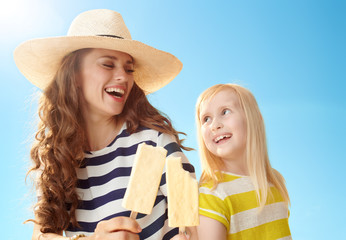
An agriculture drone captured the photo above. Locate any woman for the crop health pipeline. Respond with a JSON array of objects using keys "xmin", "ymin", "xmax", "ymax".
[{"xmin": 15, "ymin": 9, "xmax": 196, "ymax": 240}]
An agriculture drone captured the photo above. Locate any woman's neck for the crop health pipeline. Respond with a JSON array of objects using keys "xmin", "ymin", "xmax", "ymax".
[{"xmin": 84, "ymin": 115, "xmax": 124, "ymax": 151}]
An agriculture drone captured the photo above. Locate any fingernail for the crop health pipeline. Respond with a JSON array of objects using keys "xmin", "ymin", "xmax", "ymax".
[{"xmin": 182, "ymin": 231, "xmax": 190, "ymax": 239}]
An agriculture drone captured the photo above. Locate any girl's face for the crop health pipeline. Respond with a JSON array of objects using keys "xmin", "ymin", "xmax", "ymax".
[
  {"xmin": 199, "ymin": 89, "xmax": 247, "ymax": 163},
  {"xmin": 78, "ymin": 48, "xmax": 135, "ymax": 120}
]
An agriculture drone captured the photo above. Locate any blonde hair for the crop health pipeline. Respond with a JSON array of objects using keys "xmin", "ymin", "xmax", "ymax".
[{"xmin": 196, "ymin": 83, "xmax": 290, "ymax": 208}]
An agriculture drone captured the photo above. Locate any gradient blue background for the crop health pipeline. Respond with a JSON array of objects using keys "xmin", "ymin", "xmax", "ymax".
[{"xmin": 1, "ymin": 0, "xmax": 345, "ymax": 239}]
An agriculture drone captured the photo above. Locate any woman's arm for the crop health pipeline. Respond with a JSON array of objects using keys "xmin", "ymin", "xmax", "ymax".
[
  {"xmin": 32, "ymin": 223, "xmax": 65, "ymax": 240},
  {"xmin": 197, "ymin": 215, "xmax": 227, "ymax": 240},
  {"xmin": 32, "ymin": 216, "xmax": 142, "ymax": 240}
]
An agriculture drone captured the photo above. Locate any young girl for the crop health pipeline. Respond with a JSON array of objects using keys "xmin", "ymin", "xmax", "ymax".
[
  {"xmin": 14, "ymin": 9, "xmax": 196, "ymax": 240},
  {"xmin": 195, "ymin": 84, "xmax": 291, "ymax": 240}
]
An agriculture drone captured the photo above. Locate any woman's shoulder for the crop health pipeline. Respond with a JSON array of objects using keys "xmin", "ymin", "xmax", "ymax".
[{"xmin": 118, "ymin": 124, "xmax": 177, "ymax": 148}]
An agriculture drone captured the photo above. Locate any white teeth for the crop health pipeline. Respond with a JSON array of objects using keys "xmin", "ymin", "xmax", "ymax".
[
  {"xmin": 105, "ymin": 88, "xmax": 125, "ymax": 94},
  {"xmin": 214, "ymin": 134, "xmax": 232, "ymax": 143}
]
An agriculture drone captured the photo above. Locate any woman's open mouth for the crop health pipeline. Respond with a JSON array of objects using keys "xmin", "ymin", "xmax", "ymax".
[{"xmin": 105, "ymin": 87, "xmax": 125, "ymax": 98}]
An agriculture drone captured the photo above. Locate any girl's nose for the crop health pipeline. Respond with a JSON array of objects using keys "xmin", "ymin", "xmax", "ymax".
[{"xmin": 211, "ymin": 118, "xmax": 223, "ymax": 131}]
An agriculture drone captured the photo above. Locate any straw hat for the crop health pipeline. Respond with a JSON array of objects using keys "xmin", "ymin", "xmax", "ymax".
[{"xmin": 14, "ymin": 9, "xmax": 182, "ymax": 93}]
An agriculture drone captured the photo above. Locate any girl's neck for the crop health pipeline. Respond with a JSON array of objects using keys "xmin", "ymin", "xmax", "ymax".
[
  {"xmin": 222, "ymin": 154, "xmax": 249, "ymax": 176},
  {"xmin": 223, "ymin": 163, "xmax": 249, "ymax": 176},
  {"xmin": 84, "ymin": 115, "xmax": 124, "ymax": 151}
]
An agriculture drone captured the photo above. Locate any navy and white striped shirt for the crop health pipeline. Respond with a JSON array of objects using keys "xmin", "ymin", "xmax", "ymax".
[{"xmin": 65, "ymin": 123, "xmax": 195, "ymax": 239}]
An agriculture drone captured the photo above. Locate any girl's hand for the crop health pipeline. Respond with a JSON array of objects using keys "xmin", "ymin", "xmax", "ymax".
[
  {"xmin": 170, "ymin": 226, "xmax": 197, "ymax": 240},
  {"xmin": 88, "ymin": 216, "xmax": 141, "ymax": 240}
]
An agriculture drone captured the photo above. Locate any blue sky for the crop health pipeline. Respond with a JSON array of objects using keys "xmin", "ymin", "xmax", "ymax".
[{"xmin": 0, "ymin": 0, "xmax": 345, "ymax": 239}]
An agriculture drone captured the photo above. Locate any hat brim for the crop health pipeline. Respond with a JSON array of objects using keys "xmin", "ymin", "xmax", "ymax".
[{"xmin": 14, "ymin": 36, "xmax": 182, "ymax": 94}]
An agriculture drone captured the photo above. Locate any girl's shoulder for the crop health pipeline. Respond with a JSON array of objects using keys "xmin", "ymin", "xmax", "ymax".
[
  {"xmin": 200, "ymin": 171, "xmax": 247, "ymax": 187},
  {"xmin": 199, "ymin": 172, "xmax": 253, "ymax": 198}
]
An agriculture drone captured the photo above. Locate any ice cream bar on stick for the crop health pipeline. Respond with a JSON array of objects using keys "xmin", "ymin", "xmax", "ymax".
[
  {"xmin": 166, "ymin": 156, "xmax": 199, "ymax": 234},
  {"xmin": 122, "ymin": 143, "xmax": 167, "ymax": 219}
]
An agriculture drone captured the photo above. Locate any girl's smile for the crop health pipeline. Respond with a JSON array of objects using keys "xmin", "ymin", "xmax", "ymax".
[{"xmin": 213, "ymin": 133, "xmax": 232, "ymax": 144}]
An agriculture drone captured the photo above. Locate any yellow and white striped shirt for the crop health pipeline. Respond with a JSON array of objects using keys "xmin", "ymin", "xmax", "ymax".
[{"xmin": 199, "ymin": 172, "xmax": 291, "ymax": 240}]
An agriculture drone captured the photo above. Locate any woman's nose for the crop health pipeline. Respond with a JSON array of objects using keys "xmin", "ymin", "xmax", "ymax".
[{"xmin": 113, "ymin": 67, "xmax": 127, "ymax": 81}]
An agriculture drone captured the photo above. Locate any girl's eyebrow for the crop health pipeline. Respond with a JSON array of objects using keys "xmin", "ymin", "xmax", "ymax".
[
  {"xmin": 199, "ymin": 109, "xmax": 209, "ymax": 120},
  {"xmin": 101, "ymin": 55, "xmax": 134, "ymax": 64},
  {"xmin": 199, "ymin": 104, "xmax": 233, "ymax": 119},
  {"xmin": 220, "ymin": 100, "xmax": 238, "ymax": 109}
]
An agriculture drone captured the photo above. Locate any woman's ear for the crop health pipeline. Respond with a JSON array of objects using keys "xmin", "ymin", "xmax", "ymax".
[{"xmin": 75, "ymin": 72, "xmax": 82, "ymax": 89}]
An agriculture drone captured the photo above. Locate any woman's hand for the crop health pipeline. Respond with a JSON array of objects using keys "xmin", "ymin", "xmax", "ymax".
[
  {"xmin": 88, "ymin": 216, "xmax": 141, "ymax": 240},
  {"xmin": 32, "ymin": 216, "xmax": 141, "ymax": 240}
]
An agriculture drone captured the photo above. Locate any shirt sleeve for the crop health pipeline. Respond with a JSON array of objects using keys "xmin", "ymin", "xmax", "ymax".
[{"xmin": 199, "ymin": 185, "xmax": 230, "ymax": 232}]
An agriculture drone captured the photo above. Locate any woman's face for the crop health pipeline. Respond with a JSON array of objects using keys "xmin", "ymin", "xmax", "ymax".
[
  {"xmin": 199, "ymin": 89, "xmax": 247, "ymax": 163},
  {"xmin": 78, "ymin": 48, "xmax": 135, "ymax": 120}
]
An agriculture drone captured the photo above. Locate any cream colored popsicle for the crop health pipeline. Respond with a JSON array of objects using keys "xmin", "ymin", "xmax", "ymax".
[
  {"xmin": 122, "ymin": 143, "xmax": 167, "ymax": 218},
  {"xmin": 166, "ymin": 156, "xmax": 199, "ymax": 233}
]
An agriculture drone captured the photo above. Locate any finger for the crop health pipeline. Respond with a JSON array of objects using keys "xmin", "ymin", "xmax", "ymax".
[
  {"xmin": 95, "ymin": 216, "xmax": 142, "ymax": 234},
  {"xmin": 170, "ymin": 233, "xmax": 189, "ymax": 240},
  {"xmin": 92, "ymin": 231, "xmax": 140, "ymax": 240},
  {"xmin": 111, "ymin": 230, "xmax": 140, "ymax": 240}
]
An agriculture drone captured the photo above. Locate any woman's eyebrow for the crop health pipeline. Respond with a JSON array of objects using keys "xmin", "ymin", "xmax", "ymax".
[{"xmin": 101, "ymin": 55, "xmax": 133, "ymax": 64}]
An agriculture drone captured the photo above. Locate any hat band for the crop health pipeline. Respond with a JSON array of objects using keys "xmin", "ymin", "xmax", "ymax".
[{"xmin": 97, "ymin": 34, "xmax": 124, "ymax": 39}]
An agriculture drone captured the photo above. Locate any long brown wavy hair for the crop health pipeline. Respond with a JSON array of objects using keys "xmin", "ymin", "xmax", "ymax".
[{"xmin": 28, "ymin": 48, "xmax": 191, "ymax": 234}]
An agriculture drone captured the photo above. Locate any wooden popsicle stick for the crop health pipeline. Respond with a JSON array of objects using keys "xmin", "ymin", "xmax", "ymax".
[
  {"xmin": 130, "ymin": 211, "xmax": 138, "ymax": 219},
  {"xmin": 179, "ymin": 226, "xmax": 186, "ymax": 235}
]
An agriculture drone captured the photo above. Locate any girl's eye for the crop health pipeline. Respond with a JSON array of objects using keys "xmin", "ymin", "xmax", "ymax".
[
  {"xmin": 222, "ymin": 109, "xmax": 231, "ymax": 115},
  {"xmin": 126, "ymin": 69, "xmax": 135, "ymax": 74},
  {"xmin": 203, "ymin": 116, "xmax": 211, "ymax": 124}
]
